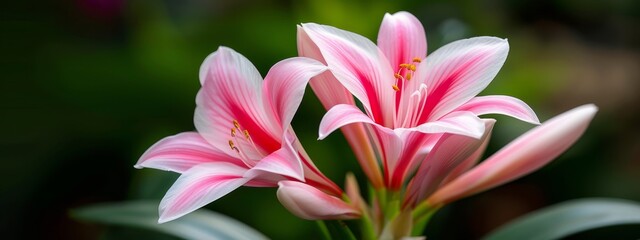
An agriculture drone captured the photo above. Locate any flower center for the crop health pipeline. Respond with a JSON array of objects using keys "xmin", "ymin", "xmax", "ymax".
[
  {"xmin": 392, "ymin": 57, "xmax": 421, "ymax": 91},
  {"xmin": 228, "ymin": 120, "xmax": 265, "ymax": 166}
]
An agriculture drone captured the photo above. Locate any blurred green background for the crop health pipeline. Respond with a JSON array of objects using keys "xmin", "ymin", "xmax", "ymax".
[{"xmin": 2, "ymin": 0, "xmax": 639, "ymax": 239}]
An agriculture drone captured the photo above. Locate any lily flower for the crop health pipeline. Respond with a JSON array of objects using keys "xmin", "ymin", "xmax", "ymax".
[
  {"xmin": 135, "ymin": 47, "xmax": 348, "ymax": 223},
  {"xmin": 298, "ymin": 11, "xmax": 539, "ymax": 190}
]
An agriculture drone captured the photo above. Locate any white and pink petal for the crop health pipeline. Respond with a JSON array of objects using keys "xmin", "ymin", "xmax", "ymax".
[
  {"xmin": 456, "ymin": 95, "xmax": 540, "ymax": 124},
  {"xmin": 427, "ymin": 104, "xmax": 598, "ymax": 206},
  {"xmin": 378, "ymin": 11, "xmax": 427, "ymax": 71},
  {"xmin": 413, "ymin": 37, "xmax": 510, "ymax": 121},
  {"xmin": 135, "ymin": 132, "xmax": 241, "ymax": 173},
  {"xmin": 195, "ymin": 47, "xmax": 280, "ymax": 156},
  {"xmin": 277, "ymin": 181, "xmax": 360, "ymax": 220},
  {"xmin": 158, "ymin": 162, "xmax": 250, "ymax": 223},
  {"xmin": 300, "ymin": 23, "xmax": 396, "ymax": 127},
  {"xmin": 263, "ymin": 57, "xmax": 327, "ymax": 130}
]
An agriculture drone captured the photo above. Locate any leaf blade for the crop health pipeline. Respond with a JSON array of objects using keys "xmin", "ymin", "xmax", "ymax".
[
  {"xmin": 71, "ymin": 200, "xmax": 268, "ymax": 240},
  {"xmin": 483, "ymin": 198, "xmax": 640, "ymax": 240}
]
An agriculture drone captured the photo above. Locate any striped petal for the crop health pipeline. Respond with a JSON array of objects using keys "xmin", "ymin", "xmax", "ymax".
[
  {"xmin": 405, "ymin": 119, "xmax": 495, "ymax": 206},
  {"xmin": 456, "ymin": 95, "xmax": 540, "ymax": 124},
  {"xmin": 405, "ymin": 111, "xmax": 486, "ymax": 139},
  {"xmin": 300, "ymin": 23, "xmax": 396, "ymax": 127},
  {"xmin": 427, "ymin": 104, "xmax": 598, "ymax": 206},
  {"xmin": 135, "ymin": 132, "xmax": 240, "ymax": 173},
  {"xmin": 299, "ymin": 26, "xmax": 384, "ymax": 188},
  {"xmin": 277, "ymin": 181, "xmax": 360, "ymax": 220},
  {"xmin": 378, "ymin": 11, "xmax": 427, "ymax": 71},
  {"xmin": 414, "ymin": 37, "xmax": 510, "ymax": 122},
  {"xmin": 263, "ymin": 57, "xmax": 327, "ymax": 130},
  {"xmin": 158, "ymin": 162, "xmax": 249, "ymax": 223},
  {"xmin": 195, "ymin": 47, "xmax": 280, "ymax": 157}
]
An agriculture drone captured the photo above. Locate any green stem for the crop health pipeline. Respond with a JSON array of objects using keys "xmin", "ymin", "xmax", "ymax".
[
  {"xmin": 324, "ymin": 220, "xmax": 357, "ymax": 240},
  {"xmin": 359, "ymin": 200, "xmax": 377, "ymax": 240},
  {"xmin": 316, "ymin": 220, "xmax": 331, "ymax": 240},
  {"xmin": 411, "ymin": 203, "xmax": 441, "ymax": 236}
]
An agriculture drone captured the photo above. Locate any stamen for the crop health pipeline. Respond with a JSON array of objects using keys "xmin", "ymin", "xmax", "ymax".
[
  {"xmin": 228, "ymin": 140, "xmax": 238, "ymax": 152},
  {"xmin": 408, "ymin": 64, "xmax": 416, "ymax": 71},
  {"xmin": 405, "ymin": 72, "xmax": 412, "ymax": 81},
  {"xmin": 231, "ymin": 128, "xmax": 237, "ymax": 136},
  {"xmin": 392, "ymin": 85, "xmax": 400, "ymax": 91},
  {"xmin": 394, "ymin": 73, "xmax": 402, "ymax": 79},
  {"xmin": 243, "ymin": 130, "xmax": 250, "ymax": 139},
  {"xmin": 399, "ymin": 63, "xmax": 410, "ymax": 69},
  {"xmin": 412, "ymin": 57, "xmax": 422, "ymax": 63}
]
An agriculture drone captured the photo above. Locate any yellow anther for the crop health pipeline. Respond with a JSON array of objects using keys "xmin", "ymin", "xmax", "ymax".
[
  {"xmin": 228, "ymin": 140, "xmax": 235, "ymax": 150},
  {"xmin": 399, "ymin": 63, "xmax": 409, "ymax": 69},
  {"xmin": 412, "ymin": 57, "xmax": 422, "ymax": 63},
  {"xmin": 243, "ymin": 130, "xmax": 250, "ymax": 139},
  {"xmin": 231, "ymin": 128, "xmax": 237, "ymax": 136},
  {"xmin": 405, "ymin": 72, "xmax": 412, "ymax": 81},
  {"xmin": 392, "ymin": 85, "xmax": 400, "ymax": 91},
  {"xmin": 394, "ymin": 73, "xmax": 402, "ymax": 79},
  {"xmin": 233, "ymin": 120, "xmax": 240, "ymax": 129},
  {"xmin": 408, "ymin": 64, "xmax": 416, "ymax": 71}
]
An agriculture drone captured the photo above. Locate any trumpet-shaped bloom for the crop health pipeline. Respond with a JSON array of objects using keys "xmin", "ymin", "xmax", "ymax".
[
  {"xmin": 135, "ymin": 47, "xmax": 343, "ymax": 223},
  {"xmin": 299, "ymin": 11, "xmax": 539, "ymax": 189}
]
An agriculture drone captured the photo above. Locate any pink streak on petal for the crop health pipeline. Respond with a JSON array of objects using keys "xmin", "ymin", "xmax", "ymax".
[
  {"xmin": 263, "ymin": 57, "xmax": 327, "ymax": 129},
  {"xmin": 299, "ymin": 26, "xmax": 384, "ymax": 188},
  {"xmin": 298, "ymin": 25, "xmax": 356, "ymax": 109},
  {"xmin": 457, "ymin": 95, "xmax": 540, "ymax": 124},
  {"xmin": 300, "ymin": 23, "xmax": 396, "ymax": 127},
  {"xmin": 378, "ymin": 11, "xmax": 427, "ymax": 72},
  {"xmin": 244, "ymin": 137, "xmax": 304, "ymax": 182},
  {"xmin": 135, "ymin": 132, "xmax": 242, "ymax": 173},
  {"xmin": 404, "ymin": 119, "xmax": 495, "ymax": 206},
  {"xmin": 428, "ymin": 104, "xmax": 598, "ymax": 206},
  {"xmin": 414, "ymin": 37, "xmax": 509, "ymax": 122},
  {"xmin": 158, "ymin": 162, "xmax": 249, "ymax": 223},
  {"xmin": 387, "ymin": 132, "xmax": 436, "ymax": 190},
  {"xmin": 318, "ymin": 104, "xmax": 377, "ymax": 140},
  {"xmin": 277, "ymin": 181, "xmax": 360, "ymax": 220},
  {"xmin": 441, "ymin": 119, "xmax": 496, "ymax": 185},
  {"xmin": 410, "ymin": 111, "xmax": 486, "ymax": 139},
  {"xmin": 195, "ymin": 47, "xmax": 280, "ymax": 157}
]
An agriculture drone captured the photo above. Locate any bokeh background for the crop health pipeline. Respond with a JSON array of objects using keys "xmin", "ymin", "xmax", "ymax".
[{"xmin": 3, "ymin": 0, "xmax": 639, "ymax": 239}]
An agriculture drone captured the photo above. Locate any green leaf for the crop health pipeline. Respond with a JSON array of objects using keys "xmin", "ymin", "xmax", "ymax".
[
  {"xmin": 483, "ymin": 198, "xmax": 640, "ymax": 240},
  {"xmin": 71, "ymin": 200, "xmax": 268, "ymax": 240}
]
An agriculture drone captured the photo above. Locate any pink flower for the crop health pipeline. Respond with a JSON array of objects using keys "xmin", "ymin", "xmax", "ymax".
[
  {"xmin": 298, "ymin": 11, "xmax": 539, "ymax": 190},
  {"xmin": 135, "ymin": 47, "xmax": 347, "ymax": 223}
]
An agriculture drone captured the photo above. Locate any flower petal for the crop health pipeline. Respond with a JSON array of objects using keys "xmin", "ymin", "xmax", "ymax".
[
  {"xmin": 318, "ymin": 104, "xmax": 378, "ymax": 140},
  {"xmin": 195, "ymin": 46, "xmax": 280, "ymax": 157},
  {"xmin": 299, "ymin": 26, "xmax": 384, "ymax": 189},
  {"xmin": 457, "ymin": 95, "xmax": 540, "ymax": 124},
  {"xmin": 377, "ymin": 11, "xmax": 427, "ymax": 71},
  {"xmin": 414, "ymin": 37, "xmax": 509, "ymax": 121},
  {"xmin": 405, "ymin": 119, "xmax": 494, "ymax": 206},
  {"xmin": 441, "ymin": 120, "xmax": 496, "ymax": 185},
  {"xmin": 428, "ymin": 104, "xmax": 598, "ymax": 206},
  {"xmin": 135, "ymin": 132, "xmax": 241, "ymax": 173},
  {"xmin": 405, "ymin": 111, "xmax": 485, "ymax": 139},
  {"xmin": 300, "ymin": 23, "xmax": 396, "ymax": 127},
  {"xmin": 243, "ymin": 136, "xmax": 304, "ymax": 182},
  {"xmin": 158, "ymin": 162, "xmax": 249, "ymax": 223},
  {"xmin": 298, "ymin": 25, "xmax": 356, "ymax": 109},
  {"xmin": 263, "ymin": 57, "xmax": 327, "ymax": 130},
  {"xmin": 277, "ymin": 181, "xmax": 360, "ymax": 220}
]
